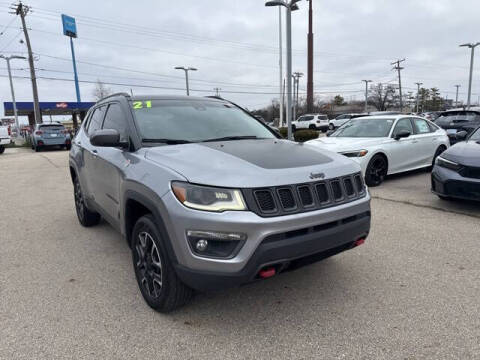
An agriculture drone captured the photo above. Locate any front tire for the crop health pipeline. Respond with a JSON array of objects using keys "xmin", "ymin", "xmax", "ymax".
[
  {"xmin": 132, "ymin": 215, "xmax": 193, "ymax": 312},
  {"xmin": 365, "ymin": 154, "xmax": 388, "ymax": 187},
  {"xmin": 431, "ymin": 146, "xmax": 446, "ymax": 168},
  {"xmin": 329, "ymin": 123, "xmax": 335, "ymax": 130},
  {"xmin": 74, "ymin": 176, "xmax": 101, "ymax": 227}
]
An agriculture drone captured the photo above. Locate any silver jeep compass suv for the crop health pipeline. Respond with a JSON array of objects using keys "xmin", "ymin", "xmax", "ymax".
[{"xmin": 69, "ymin": 94, "xmax": 371, "ymax": 312}]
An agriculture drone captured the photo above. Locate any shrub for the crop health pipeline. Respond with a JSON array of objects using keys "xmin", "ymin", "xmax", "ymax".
[{"xmin": 277, "ymin": 127, "xmax": 319, "ymax": 142}]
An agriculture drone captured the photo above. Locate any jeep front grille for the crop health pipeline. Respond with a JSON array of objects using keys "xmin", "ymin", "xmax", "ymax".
[{"xmin": 243, "ymin": 173, "xmax": 367, "ymax": 217}]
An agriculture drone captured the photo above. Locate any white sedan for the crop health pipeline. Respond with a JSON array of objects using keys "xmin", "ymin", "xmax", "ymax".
[{"xmin": 305, "ymin": 115, "xmax": 450, "ymax": 186}]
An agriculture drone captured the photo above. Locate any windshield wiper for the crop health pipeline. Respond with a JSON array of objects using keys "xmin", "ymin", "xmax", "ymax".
[
  {"xmin": 201, "ymin": 135, "xmax": 264, "ymax": 142},
  {"xmin": 142, "ymin": 138, "xmax": 193, "ymax": 145}
]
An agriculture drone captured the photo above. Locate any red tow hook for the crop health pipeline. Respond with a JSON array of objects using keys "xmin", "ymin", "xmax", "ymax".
[
  {"xmin": 259, "ymin": 267, "xmax": 276, "ymax": 279},
  {"xmin": 354, "ymin": 237, "xmax": 366, "ymax": 247}
]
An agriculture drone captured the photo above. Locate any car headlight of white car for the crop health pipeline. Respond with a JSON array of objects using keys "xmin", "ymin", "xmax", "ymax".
[{"xmin": 340, "ymin": 149, "xmax": 369, "ymax": 158}]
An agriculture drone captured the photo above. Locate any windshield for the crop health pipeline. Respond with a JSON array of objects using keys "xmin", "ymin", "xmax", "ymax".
[
  {"xmin": 331, "ymin": 118, "xmax": 394, "ymax": 138},
  {"xmin": 470, "ymin": 128, "xmax": 480, "ymax": 141},
  {"xmin": 132, "ymin": 99, "xmax": 276, "ymax": 143}
]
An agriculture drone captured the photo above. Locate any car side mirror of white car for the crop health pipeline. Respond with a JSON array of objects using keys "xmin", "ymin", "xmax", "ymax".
[{"xmin": 394, "ymin": 130, "xmax": 411, "ymax": 140}]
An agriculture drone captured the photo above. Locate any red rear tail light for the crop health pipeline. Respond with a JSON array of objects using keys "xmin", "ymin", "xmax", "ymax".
[
  {"xmin": 35, "ymin": 130, "xmax": 43, "ymax": 135},
  {"xmin": 7, "ymin": 126, "xmax": 11, "ymax": 136}
]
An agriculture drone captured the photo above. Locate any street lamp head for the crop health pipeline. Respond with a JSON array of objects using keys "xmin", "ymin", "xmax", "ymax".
[
  {"xmin": 11, "ymin": 55, "xmax": 26, "ymax": 60},
  {"xmin": 265, "ymin": 0, "xmax": 286, "ymax": 7},
  {"xmin": 174, "ymin": 66, "xmax": 186, "ymax": 70},
  {"xmin": 188, "ymin": 67, "xmax": 198, "ymax": 71}
]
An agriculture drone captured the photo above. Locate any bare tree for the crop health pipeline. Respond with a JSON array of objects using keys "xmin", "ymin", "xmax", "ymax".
[
  {"xmin": 92, "ymin": 80, "xmax": 112, "ymax": 100},
  {"xmin": 368, "ymin": 83, "xmax": 396, "ymax": 111}
]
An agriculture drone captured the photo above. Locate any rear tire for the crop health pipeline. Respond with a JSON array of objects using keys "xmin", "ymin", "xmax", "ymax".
[
  {"xmin": 73, "ymin": 176, "xmax": 101, "ymax": 227},
  {"xmin": 34, "ymin": 145, "xmax": 40, "ymax": 152},
  {"xmin": 0, "ymin": 146, "xmax": 4, "ymax": 154},
  {"xmin": 365, "ymin": 154, "xmax": 388, "ymax": 187},
  {"xmin": 66, "ymin": 144, "xmax": 71, "ymax": 151},
  {"xmin": 132, "ymin": 214, "xmax": 193, "ymax": 312}
]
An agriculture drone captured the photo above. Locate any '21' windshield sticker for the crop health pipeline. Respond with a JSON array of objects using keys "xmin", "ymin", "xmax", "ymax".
[{"xmin": 133, "ymin": 101, "xmax": 152, "ymax": 109}]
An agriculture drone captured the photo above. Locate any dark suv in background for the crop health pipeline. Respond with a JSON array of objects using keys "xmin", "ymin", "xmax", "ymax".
[{"xmin": 434, "ymin": 108, "xmax": 480, "ymax": 144}]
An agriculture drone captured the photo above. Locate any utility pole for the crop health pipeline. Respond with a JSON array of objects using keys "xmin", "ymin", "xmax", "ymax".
[
  {"xmin": 454, "ymin": 85, "xmax": 460, "ymax": 107},
  {"xmin": 214, "ymin": 87, "xmax": 221, "ymax": 97},
  {"xmin": 459, "ymin": 43, "xmax": 479, "ymax": 109},
  {"xmin": 278, "ymin": 7, "xmax": 284, "ymax": 128},
  {"xmin": 306, "ymin": 0, "xmax": 314, "ymax": 113},
  {"xmin": 12, "ymin": 2, "xmax": 41, "ymax": 124},
  {"xmin": 415, "ymin": 82, "xmax": 423, "ymax": 113},
  {"xmin": 361, "ymin": 80, "xmax": 372, "ymax": 112},
  {"xmin": 292, "ymin": 72, "xmax": 303, "ymax": 120},
  {"xmin": 391, "ymin": 58, "xmax": 405, "ymax": 112}
]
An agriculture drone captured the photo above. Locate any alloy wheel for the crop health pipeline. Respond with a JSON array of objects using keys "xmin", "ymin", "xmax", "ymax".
[
  {"xmin": 135, "ymin": 231, "xmax": 163, "ymax": 299},
  {"xmin": 369, "ymin": 157, "xmax": 387, "ymax": 185},
  {"xmin": 74, "ymin": 180, "xmax": 85, "ymax": 222}
]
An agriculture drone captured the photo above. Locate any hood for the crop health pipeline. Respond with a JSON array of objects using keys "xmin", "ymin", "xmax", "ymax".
[
  {"xmin": 441, "ymin": 140, "xmax": 480, "ymax": 167},
  {"xmin": 305, "ymin": 137, "xmax": 386, "ymax": 153},
  {"xmin": 145, "ymin": 139, "xmax": 360, "ymax": 188}
]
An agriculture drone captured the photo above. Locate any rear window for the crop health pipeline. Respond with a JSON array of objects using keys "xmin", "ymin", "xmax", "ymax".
[
  {"xmin": 436, "ymin": 111, "xmax": 480, "ymax": 123},
  {"xmin": 39, "ymin": 125, "xmax": 65, "ymax": 131}
]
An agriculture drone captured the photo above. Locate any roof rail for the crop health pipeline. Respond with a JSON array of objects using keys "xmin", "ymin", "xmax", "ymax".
[{"xmin": 97, "ymin": 92, "xmax": 131, "ymax": 102}]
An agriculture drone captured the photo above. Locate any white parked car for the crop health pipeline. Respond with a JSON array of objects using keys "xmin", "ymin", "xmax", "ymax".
[
  {"xmin": 329, "ymin": 113, "xmax": 367, "ymax": 130},
  {"xmin": 0, "ymin": 125, "xmax": 12, "ymax": 154},
  {"xmin": 292, "ymin": 114, "xmax": 329, "ymax": 132},
  {"xmin": 305, "ymin": 115, "xmax": 450, "ymax": 186}
]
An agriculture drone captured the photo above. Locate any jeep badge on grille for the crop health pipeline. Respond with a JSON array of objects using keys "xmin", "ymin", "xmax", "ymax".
[{"xmin": 309, "ymin": 172, "xmax": 325, "ymax": 180}]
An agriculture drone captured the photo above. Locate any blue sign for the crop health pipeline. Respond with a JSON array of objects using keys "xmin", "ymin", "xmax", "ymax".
[{"xmin": 61, "ymin": 14, "xmax": 77, "ymax": 38}]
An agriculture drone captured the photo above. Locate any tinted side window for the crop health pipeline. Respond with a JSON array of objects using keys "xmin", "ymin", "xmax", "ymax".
[
  {"xmin": 318, "ymin": 115, "xmax": 328, "ymax": 120},
  {"xmin": 87, "ymin": 106, "xmax": 106, "ymax": 134},
  {"xmin": 102, "ymin": 103, "xmax": 128, "ymax": 142},
  {"xmin": 304, "ymin": 116, "xmax": 314, "ymax": 121},
  {"xmin": 413, "ymin": 118, "xmax": 431, "ymax": 134},
  {"xmin": 393, "ymin": 118, "xmax": 414, "ymax": 137}
]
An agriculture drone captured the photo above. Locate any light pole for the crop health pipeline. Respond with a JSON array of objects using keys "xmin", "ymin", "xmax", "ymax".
[
  {"xmin": 361, "ymin": 80, "xmax": 372, "ymax": 112},
  {"xmin": 266, "ymin": 0, "xmax": 302, "ymax": 140},
  {"xmin": 459, "ymin": 42, "xmax": 479, "ymax": 109},
  {"xmin": 278, "ymin": 7, "xmax": 284, "ymax": 128},
  {"xmin": 454, "ymin": 85, "xmax": 461, "ymax": 107},
  {"xmin": 0, "ymin": 55, "xmax": 26, "ymax": 138},
  {"xmin": 174, "ymin": 66, "xmax": 197, "ymax": 96},
  {"xmin": 415, "ymin": 82, "xmax": 423, "ymax": 113}
]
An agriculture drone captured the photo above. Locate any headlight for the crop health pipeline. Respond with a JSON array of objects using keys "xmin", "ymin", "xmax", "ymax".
[
  {"xmin": 171, "ymin": 182, "xmax": 247, "ymax": 212},
  {"xmin": 435, "ymin": 156, "xmax": 462, "ymax": 171},
  {"xmin": 341, "ymin": 149, "xmax": 368, "ymax": 158}
]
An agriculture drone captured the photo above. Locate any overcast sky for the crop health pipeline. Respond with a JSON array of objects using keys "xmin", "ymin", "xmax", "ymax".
[{"xmin": 0, "ymin": 0, "xmax": 479, "ymax": 124}]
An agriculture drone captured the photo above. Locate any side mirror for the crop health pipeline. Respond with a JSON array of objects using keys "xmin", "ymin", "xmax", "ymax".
[
  {"xmin": 90, "ymin": 129, "xmax": 128, "ymax": 148},
  {"xmin": 455, "ymin": 130, "xmax": 468, "ymax": 141},
  {"xmin": 394, "ymin": 130, "xmax": 410, "ymax": 140},
  {"xmin": 326, "ymin": 129, "xmax": 335, "ymax": 137}
]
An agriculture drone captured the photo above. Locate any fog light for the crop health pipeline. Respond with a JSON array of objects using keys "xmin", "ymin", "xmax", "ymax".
[
  {"xmin": 196, "ymin": 239, "xmax": 208, "ymax": 252},
  {"xmin": 186, "ymin": 230, "xmax": 247, "ymax": 258}
]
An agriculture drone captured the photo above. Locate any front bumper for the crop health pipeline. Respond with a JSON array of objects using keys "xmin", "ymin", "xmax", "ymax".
[
  {"xmin": 431, "ymin": 165, "xmax": 480, "ymax": 201},
  {"xmin": 160, "ymin": 190, "xmax": 371, "ymax": 291}
]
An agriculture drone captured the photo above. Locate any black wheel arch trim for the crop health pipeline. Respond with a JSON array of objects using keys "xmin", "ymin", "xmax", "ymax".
[{"xmin": 123, "ymin": 187, "xmax": 179, "ymax": 265}]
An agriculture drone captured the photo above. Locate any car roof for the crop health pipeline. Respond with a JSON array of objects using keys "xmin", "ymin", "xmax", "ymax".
[
  {"xmin": 440, "ymin": 107, "xmax": 480, "ymax": 114},
  {"xmin": 95, "ymin": 93, "xmax": 227, "ymax": 105}
]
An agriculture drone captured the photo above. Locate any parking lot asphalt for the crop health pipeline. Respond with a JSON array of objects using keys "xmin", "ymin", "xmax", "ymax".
[{"xmin": 1, "ymin": 148, "xmax": 479, "ymax": 360}]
